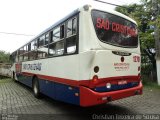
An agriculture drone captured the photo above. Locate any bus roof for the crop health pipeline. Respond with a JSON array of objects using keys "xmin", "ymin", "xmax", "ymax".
[
  {"xmin": 33, "ymin": 9, "xmax": 79, "ymax": 41},
  {"xmin": 12, "ymin": 4, "xmax": 137, "ymax": 54},
  {"xmin": 12, "ymin": 8, "xmax": 80, "ymax": 53}
]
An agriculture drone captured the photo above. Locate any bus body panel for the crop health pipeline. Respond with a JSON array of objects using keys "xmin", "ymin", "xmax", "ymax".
[
  {"xmin": 15, "ymin": 55, "xmax": 80, "ymax": 105},
  {"xmin": 79, "ymin": 50, "xmax": 140, "ymax": 79},
  {"xmin": 80, "ymin": 81, "xmax": 142, "ymax": 107},
  {"xmin": 22, "ymin": 55, "xmax": 79, "ymax": 81},
  {"xmin": 39, "ymin": 79, "xmax": 80, "ymax": 105},
  {"xmin": 16, "ymin": 74, "xmax": 80, "ymax": 105}
]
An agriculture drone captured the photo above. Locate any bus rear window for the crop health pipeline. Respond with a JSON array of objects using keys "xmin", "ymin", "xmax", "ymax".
[{"xmin": 92, "ymin": 10, "xmax": 138, "ymax": 48}]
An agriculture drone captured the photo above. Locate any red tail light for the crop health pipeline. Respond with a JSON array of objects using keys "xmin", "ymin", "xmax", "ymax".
[
  {"xmin": 138, "ymin": 73, "xmax": 141, "ymax": 80},
  {"xmin": 92, "ymin": 75, "xmax": 98, "ymax": 84},
  {"xmin": 89, "ymin": 75, "xmax": 99, "ymax": 88}
]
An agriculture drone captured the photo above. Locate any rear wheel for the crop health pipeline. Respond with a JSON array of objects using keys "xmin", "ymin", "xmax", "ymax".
[
  {"xmin": 33, "ymin": 77, "xmax": 41, "ymax": 98},
  {"xmin": 12, "ymin": 72, "xmax": 16, "ymax": 82}
]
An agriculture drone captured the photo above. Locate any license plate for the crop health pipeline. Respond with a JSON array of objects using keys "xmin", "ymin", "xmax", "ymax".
[{"xmin": 118, "ymin": 80, "xmax": 127, "ymax": 85}]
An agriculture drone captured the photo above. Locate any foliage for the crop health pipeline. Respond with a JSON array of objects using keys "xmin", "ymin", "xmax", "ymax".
[
  {"xmin": 115, "ymin": 0, "xmax": 157, "ymax": 70},
  {"xmin": 142, "ymin": 78, "xmax": 160, "ymax": 89},
  {"xmin": 0, "ymin": 78, "xmax": 12, "ymax": 83},
  {"xmin": 0, "ymin": 50, "xmax": 11, "ymax": 63}
]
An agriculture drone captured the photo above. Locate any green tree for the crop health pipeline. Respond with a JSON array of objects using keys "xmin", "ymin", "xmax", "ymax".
[
  {"xmin": 0, "ymin": 50, "xmax": 11, "ymax": 63},
  {"xmin": 115, "ymin": 0, "xmax": 156, "ymax": 70}
]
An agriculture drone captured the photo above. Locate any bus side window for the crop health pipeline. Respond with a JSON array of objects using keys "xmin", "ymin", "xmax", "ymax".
[
  {"xmin": 66, "ymin": 17, "xmax": 77, "ymax": 54},
  {"xmin": 15, "ymin": 51, "xmax": 18, "ymax": 62},
  {"xmin": 35, "ymin": 40, "xmax": 38, "ymax": 49},
  {"xmin": 49, "ymin": 40, "xmax": 64, "ymax": 56},
  {"xmin": 45, "ymin": 33, "xmax": 49, "ymax": 45},
  {"xmin": 37, "ymin": 35, "xmax": 48, "ymax": 59},
  {"xmin": 10, "ymin": 52, "xmax": 17, "ymax": 63},
  {"xmin": 18, "ymin": 47, "xmax": 24, "ymax": 62},
  {"xmin": 72, "ymin": 18, "xmax": 77, "ymax": 35},
  {"xmin": 23, "ymin": 45, "xmax": 28, "ymax": 61},
  {"xmin": 55, "ymin": 41, "xmax": 64, "ymax": 55},
  {"xmin": 66, "ymin": 36, "xmax": 76, "ymax": 54},
  {"xmin": 49, "ymin": 43, "xmax": 56, "ymax": 56},
  {"xmin": 19, "ymin": 55, "xmax": 23, "ymax": 62},
  {"xmin": 53, "ymin": 27, "xmax": 60, "ymax": 42},
  {"xmin": 67, "ymin": 20, "xmax": 72, "ymax": 37},
  {"xmin": 49, "ymin": 24, "xmax": 65, "ymax": 57},
  {"xmin": 60, "ymin": 25, "xmax": 65, "ymax": 39},
  {"xmin": 28, "ymin": 43, "xmax": 31, "ymax": 52},
  {"xmin": 39, "ymin": 35, "xmax": 45, "ymax": 47},
  {"xmin": 29, "ymin": 40, "xmax": 37, "ymax": 60}
]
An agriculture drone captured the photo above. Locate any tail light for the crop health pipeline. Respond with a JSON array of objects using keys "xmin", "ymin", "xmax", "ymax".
[
  {"xmin": 138, "ymin": 73, "xmax": 141, "ymax": 80},
  {"xmin": 92, "ymin": 75, "xmax": 98, "ymax": 84},
  {"xmin": 89, "ymin": 75, "xmax": 99, "ymax": 88}
]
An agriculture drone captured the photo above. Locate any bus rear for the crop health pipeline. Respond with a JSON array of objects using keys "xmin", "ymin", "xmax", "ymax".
[
  {"xmin": 10, "ymin": 5, "xmax": 142, "ymax": 107},
  {"xmin": 78, "ymin": 7, "xmax": 142, "ymax": 107}
]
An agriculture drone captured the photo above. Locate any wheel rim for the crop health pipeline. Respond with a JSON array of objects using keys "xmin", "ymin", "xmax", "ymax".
[{"xmin": 34, "ymin": 82, "xmax": 38, "ymax": 94}]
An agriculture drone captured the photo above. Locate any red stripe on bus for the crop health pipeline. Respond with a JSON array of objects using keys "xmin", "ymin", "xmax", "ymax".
[
  {"xmin": 22, "ymin": 72, "xmax": 80, "ymax": 86},
  {"xmin": 21, "ymin": 72, "xmax": 140, "ymax": 87}
]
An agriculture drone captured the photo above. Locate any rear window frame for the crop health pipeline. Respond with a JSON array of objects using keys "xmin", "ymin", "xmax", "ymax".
[{"xmin": 91, "ymin": 9, "xmax": 138, "ymax": 48}]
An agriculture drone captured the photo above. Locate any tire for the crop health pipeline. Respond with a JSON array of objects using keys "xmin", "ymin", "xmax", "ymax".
[
  {"xmin": 33, "ymin": 77, "xmax": 41, "ymax": 98},
  {"xmin": 12, "ymin": 72, "xmax": 16, "ymax": 82}
]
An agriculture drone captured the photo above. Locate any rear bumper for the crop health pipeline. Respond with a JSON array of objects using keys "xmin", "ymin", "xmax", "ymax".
[{"xmin": 80, "ymin": 81, "xmax": 143, "ymax": 107}]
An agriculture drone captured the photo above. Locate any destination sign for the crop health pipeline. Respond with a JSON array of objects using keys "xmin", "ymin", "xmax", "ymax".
[{"xmin": 96, "ymin": 17, "xmax": 137, "ymax": 37}]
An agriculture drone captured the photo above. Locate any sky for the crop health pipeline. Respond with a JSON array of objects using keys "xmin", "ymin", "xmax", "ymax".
[{"xmin": 0, "ymin": 0, "xmax": 140, "ymax": 53}]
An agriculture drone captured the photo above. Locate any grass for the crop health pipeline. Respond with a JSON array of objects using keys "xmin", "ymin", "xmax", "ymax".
[
  {"xmin": 0, "ymin": 76, "xmax": 12, "ymax": 83},
  {"xmin": 142, "ymin": 79, "xmax": 160, "ymax": 89}
]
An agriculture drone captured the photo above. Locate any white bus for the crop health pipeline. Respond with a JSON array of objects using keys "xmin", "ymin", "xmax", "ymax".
[{"xmin": 10, "ymin": 4, "xmax": 142, "ymax": 107}]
